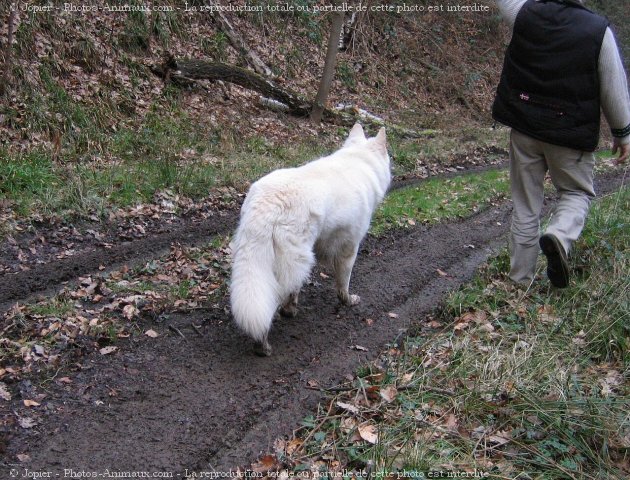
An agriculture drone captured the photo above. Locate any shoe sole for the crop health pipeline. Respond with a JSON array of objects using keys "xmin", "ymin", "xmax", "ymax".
[{"xmin": 539, "ymin": 234, "xmax": 569, "ymax": 288}]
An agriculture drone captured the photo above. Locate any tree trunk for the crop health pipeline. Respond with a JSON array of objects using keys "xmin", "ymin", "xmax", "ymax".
[
  {"xmin": 0, "ymin": 4, "xmax": 17, "ymax": 97},
  {"xmin": 310, "ymin": 10, "xmax": 346, "ymax": 124}
]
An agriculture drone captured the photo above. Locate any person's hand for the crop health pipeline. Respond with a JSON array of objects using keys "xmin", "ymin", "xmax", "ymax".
[{"xmin": 612, "ymin": 138, "xmax": 630, "ymax": 164}]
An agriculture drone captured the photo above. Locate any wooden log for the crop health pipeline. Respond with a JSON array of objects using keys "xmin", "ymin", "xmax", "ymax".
[
  {"xmin": 152, "ymin": 55, "xmax": 312, "ymax": 116},
  {"xmin": 150, "ymin": 56, "xmax": 438, "ymax": 138}
]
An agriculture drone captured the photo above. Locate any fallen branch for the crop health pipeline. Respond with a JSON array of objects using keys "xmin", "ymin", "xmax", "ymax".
[
  {"xmin": 151, "ymin": 55, "xmax": 312, "ymax": 116},
  {"xmin": 334, "ymin": 104, "xmax": 439, "ymax": 139},
  {"xmin": 150, "ymin": 55, "xmax": 437, "ymax": 138},
  {"xmin": 168, "ymin": 324, "xmax": 186, "ymax": 340},
  {"xmin": 209, "ymin": 7, "xmax": 272, "ymax": 77}
]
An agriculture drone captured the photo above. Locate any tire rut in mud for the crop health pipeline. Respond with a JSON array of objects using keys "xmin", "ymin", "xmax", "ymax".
[{"xmin": 0, "ymin": 211, "xmax": 237, "ymax": 314}]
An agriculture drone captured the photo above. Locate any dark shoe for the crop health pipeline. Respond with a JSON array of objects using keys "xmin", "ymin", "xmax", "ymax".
[{"xmin": 539, "ymin": 234, "xmax": 570, "ymax": 288}]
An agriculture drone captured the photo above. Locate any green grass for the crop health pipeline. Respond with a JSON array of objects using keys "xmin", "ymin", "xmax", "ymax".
[
  {"xmin": 0, "ymin": 85, "xmax": 331, "ymax": 220},
  {"xmin": 28, "ymin": 297, "xmax": 76, "ymax": 318},
  {"xmin": 371, "ymin": 169, "xmax": 510, "ymax": 236},
  {"xmin": 286, "ymin": 185, "xmax": 629, "ymax": 479}
]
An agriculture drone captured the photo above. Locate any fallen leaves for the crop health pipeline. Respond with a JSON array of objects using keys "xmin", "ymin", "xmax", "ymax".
[
  {"xmin": 99, "ymin": 346, "xmax": 118, "ymax": 355},
  {"xmin": 348, "ymin": 345, "xmax": 368, "ymax": 352},
  {"xmin": 357, "ymin": 424, "xmax": 378, "ymax": 444},
  {"xmin": 1, "ymin": 240, "xmax": 229, "ymax": 377},
  {"xmin": 18, "ymin": 416, "xmax": 38, "ymax": 429},
  {"xmin": 122, "ymin": 304, "xmax": 139, "ymax": 320},
  {"xmin": 0, "ymin": 382, "xmax": 11, "ymax": 401},
  {"xmin": 336, "ymin": 401, "xmax": 359, "ymax": 415}
]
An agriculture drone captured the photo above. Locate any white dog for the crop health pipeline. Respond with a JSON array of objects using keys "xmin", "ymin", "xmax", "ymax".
[{"xmin": 230, "ymin": 124, "xmax": 390, "ymax": 355}]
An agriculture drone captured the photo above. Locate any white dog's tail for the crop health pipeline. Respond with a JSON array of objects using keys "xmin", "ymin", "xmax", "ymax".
[{"xmin": 230, "ymin": 227, "xmax": 280, "ymax": 343}]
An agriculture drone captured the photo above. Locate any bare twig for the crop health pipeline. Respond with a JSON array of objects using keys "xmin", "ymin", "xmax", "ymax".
[
  {"xmin": 191, "ymin": 323, "xmax": 204, "ymax": 337},
  {"xmin": 298, "ymin": 399, "xmax": 336, "ymax": 452},
  {"xmin": 168, "ymin": 324, "xmax": 186, "ymax": 340}
]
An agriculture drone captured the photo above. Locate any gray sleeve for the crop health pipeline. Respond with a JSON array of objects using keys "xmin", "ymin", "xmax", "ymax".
[
  {"xmin": 496, "ymin": 0, "xmax": 527, "ymax": 27},
  {"xmin": 599, "ymin": 28, "xmax": 630, "ymax": 145}
]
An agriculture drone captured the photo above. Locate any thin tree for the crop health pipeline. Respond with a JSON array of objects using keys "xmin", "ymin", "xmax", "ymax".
[
  {"xmin": 310, "ymin": 10, "xmax": 345, "ymax": 123},
  {"xmin": 0, "ymin": 4, "xmax": 17, "ymax": 97}
]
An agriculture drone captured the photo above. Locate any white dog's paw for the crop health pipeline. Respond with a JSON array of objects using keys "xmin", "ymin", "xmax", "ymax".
[
  {"xmin": 253, "ymin": 335, "xmax": 272, "ymax": 357},
  {"xmin": 339, "ymin": 292, "xmax": 361, "ymax": 306},
  {"xmin": 254, "ymin": 340, "xmax": 272, "ymax": 357},
  {"xmin": 348, "ymin": 294, "xmax": 361, "ymax": 306}
]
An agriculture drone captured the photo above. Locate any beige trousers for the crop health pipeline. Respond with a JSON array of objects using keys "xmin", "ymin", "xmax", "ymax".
[{"xmin": 508, "ymin": 129, "xmax": 596, "ymax": 284}]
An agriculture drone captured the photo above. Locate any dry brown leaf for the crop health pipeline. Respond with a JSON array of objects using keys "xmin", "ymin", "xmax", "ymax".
[
  {"xmin": 99, "ymin": 346, "xmax": 118, "ymax": 355},
  {"xmin": 336, "ymin": 401, "xmax": 360, "ymax": 415},
  {"xmin": 379, "ymin": 385, "xmax": 398, "ymax": 403},
  {"xmin": 23, "ymin": 399, "xmax": 40, "ymax": 407},
  {"xmin": 349, "ymin": 345, "xmax": 368, "ymax": 352},
  {"xmin": 19, "ymin": 417, "xmax": 38, "ymax": 429},
  {"xmin": 122, "ymin": 304, "xmax": 138, "ymax": 320},
  {"xmin": 436, "ymin": 268, "xmax": 449, "ymax": 277},
  {"xmin": 0, "ymin": 382, "xmax": 11, "ymax": 401},
  {"xmin": 358, "ymin": 424, "xmax": 378, "ymax": 444}
]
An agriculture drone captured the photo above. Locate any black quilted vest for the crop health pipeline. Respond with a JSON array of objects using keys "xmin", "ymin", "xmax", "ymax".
[{"xmin": 492, "ymin": 0, "xmax": 609, "ymax": 151}]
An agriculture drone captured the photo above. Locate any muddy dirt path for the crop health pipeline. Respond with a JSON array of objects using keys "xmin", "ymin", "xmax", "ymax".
[
  {"xmin": 1, "ymin": 172, "xmax": 626, "ymax": 474},
  {"xmin": 0, "ymin": 163, "xmax": 505, "ymax": 314}
]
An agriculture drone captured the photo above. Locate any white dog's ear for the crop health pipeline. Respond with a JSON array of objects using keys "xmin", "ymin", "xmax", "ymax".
[
  {"xmin": 344, "ymin": 123, "xmax": 366, "ymax": 147},
  {"xmin": 369, "ymin": 127, "xmax": 387, "ymax": 154}
]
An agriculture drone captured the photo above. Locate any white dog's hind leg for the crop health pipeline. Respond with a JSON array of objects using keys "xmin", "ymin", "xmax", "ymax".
[
  {"xmin": 334, "ymin": 247, "xmax": 361, "ymax": 306},
  {"xmin": 253, "ymin": 333, "xmax": 272, "ymax": 357},
  {"xmin": 279, "ymin": 291, "xmax": 300, "ymax": 318}
]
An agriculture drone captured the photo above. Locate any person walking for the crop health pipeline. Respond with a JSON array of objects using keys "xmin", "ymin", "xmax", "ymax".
[{"xmin": 492, "ymin": 0, "xmax": 630, "ymax": 288}]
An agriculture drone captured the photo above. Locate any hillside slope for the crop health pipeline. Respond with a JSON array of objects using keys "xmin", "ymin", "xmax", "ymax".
[
  {"xmin": 0, "ymin": 2, "xmax": 506, "ymax": 151},
  {"xmin": 0, "ymin": 1, "xmax": 627, "ymax": 224}
]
